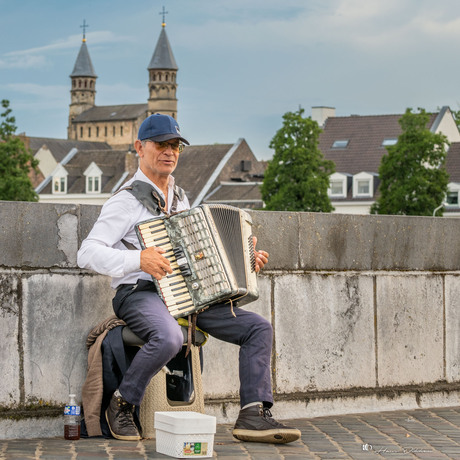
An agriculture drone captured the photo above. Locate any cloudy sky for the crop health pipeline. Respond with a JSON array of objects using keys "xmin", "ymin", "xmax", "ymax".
[{"xmin": 1, "ymin": 0, "xmax": 460, "ymax": 160}]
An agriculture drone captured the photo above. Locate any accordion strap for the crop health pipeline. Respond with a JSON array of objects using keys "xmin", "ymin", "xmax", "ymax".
[
  {"xmin": 117, "ymin": 180, "xmax": 186, "ymax": 250},
  {"xmin": 185, "ymin": 313, "xmax": 198, "ymax": 357},
  {"xmin": 115, "ymin": 180, "xmax": 185, "ymax": 217}
]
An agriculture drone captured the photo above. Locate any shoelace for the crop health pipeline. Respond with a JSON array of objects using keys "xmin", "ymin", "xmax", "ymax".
[
  {"xmin": 116, "ymin": 401, "xmax": 136, "ymax": 429},
  {"xmin": 263, "ymin": 407, "xmax": 273, "ymax": 419},
  {"xmin": 262, "ymin": 407, "xmax": 286, "ymax": 428}
]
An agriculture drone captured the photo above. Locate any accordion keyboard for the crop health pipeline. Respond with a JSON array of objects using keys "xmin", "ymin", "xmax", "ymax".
[{"xmin": 137, "ymin": 218, "xmax": 195, "ymax": 317}]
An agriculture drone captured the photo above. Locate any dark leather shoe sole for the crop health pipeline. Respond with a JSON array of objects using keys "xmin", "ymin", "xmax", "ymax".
[
  {"xmin": 233, "ymin": 428, "xmax": 301, "ymax": 444},
  {"xmin": 105, "ymin": 409, "xmax": 141, "ymax": 441}
]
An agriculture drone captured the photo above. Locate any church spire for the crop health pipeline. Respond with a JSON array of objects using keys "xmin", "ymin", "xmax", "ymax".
[
  {"xmin": 70, "ymin": 20, "xmax": 96, "ymax": 78},
  {"xmin": 70, "ymin": 41, "xmax": 97, "ymax": 78},
  {"xmin": 67, "ymin": 21, "xmax": 97, "ymax": 139},
  {"xmin": 148, "ymin": 24, "xmax": 178, "ymax": 71},
  {"xmin": 147, "ymin": 9, "xmax": 178, "ymax": 118}
]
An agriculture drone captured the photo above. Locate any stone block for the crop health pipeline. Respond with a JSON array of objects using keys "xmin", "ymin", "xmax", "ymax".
[
  {"xmin": 0, "ymin": 272, "xmax": 20, "ymax": 405},
  {"xmin": 0, "ymin": 417, "xmax": 62, "ymax": 440},
  {"xmin": 445, "ymin": 274, "xmax": 460, "ymax": 382},
  {"xmin": 299, "ymin": 212, "xmax": 371, "ymax": 271},
  {"xmin": 78, "ymin": 204, "xmax": 102, "ymax": 244},
  {"xmin": 273, "ymin": 273, "xmax": 375, "ymax": 393},
  {"xmin": 250, "ymin": 211, "xmax": 299, "ymax": 270},
  {"xmin": 296, "ymin": 212, "xmax": 460, "ymax": 272},
  {"xmin": 0, "ymin": 202, "xmax": 79, "ymax": 269},
  {"xmin": 201, "ymin": 276, "xmax": 272, "ymax": 400},
  {"xmin": 21, "ymin": 273, "xmax": 113, "ymax": 404},
  {"xmin": 366, "ymin": 215, "xmax": 460, "ymax": 271},
  {"xmin": 376, "ymin": 274, "xmax": 443, "ymax": 386}
]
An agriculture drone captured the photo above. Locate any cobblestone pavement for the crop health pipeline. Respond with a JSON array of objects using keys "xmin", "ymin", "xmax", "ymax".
[{"xmin": 2, "ymin": 406, "xmax": 460, "ymax": 459}]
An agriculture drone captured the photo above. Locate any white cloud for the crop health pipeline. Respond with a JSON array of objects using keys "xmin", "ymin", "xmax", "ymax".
[
  {"xmin": 6, "ymin": 31, "xmax": 126, "ymax": 56},
  {"xmin": 175, "ymin": 0, "xmax": 460, "ymax": 56},
  {"xmin": 325, "ymin": 0, "xmax": 460, "ymax": 50},
  {"xmin": 0, "ymin": 31, "xmax": 131, "ymax": 70},
  {"xmin": 0, "ymin": 54, "xmax": 47, "ymax": 69},
  {"xmin": 411, "ymin": 15, "xmax": 460, "ymax": 39}
]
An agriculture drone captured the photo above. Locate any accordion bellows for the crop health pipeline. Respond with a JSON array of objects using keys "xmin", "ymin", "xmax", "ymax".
[{"xmin": 136, "ymin": 204, "xmax": 259, "ymax": 318}]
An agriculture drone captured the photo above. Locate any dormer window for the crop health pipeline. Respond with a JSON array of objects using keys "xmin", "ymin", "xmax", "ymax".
[
  {"xmin": 84, "ymin": 162, "xmax": 103, "ymax": 194},
  {"xmin": 328, "ymin": 172, "xmax": 351, "ymax": 198},
  {"xmin": 52, "ymin": 164, "xmax": 68, "ymax": 195},
  {"xmin": 446, "ymin": 183, "xmax": 460, "ymax": 206},
  {"xmin": 353, "ymin": 172, "xmax": 376, "ymax": 198}
]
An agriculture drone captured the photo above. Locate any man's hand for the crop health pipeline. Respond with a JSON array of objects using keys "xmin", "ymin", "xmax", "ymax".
[
  {"xmin": 140, "ymin": 246, "xmax": 173, "ymax": 280},
  {"xmin": 253, "ymin": 236, "xmax": 269, "ymax": 273}
]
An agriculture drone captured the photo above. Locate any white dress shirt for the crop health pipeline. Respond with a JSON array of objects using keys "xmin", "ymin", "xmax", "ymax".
[{"xmin": 77, "ymin": 168, "xmax": 190, "ymax": 289}]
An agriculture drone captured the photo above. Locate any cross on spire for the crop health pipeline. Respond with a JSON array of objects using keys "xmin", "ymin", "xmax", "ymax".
[
  {"xmin": 159, "ymin": 6, "xmax": 168, "ymax": 27},
  {"xmin": 80, "ymin": 19, "xmax": 89, "ymax": 42}
]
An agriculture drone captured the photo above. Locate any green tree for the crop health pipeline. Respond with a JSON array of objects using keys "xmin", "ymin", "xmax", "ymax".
[
  {"xmin": 261, "ymin": 108, "xmax": 335, "ymax": 212},
  {"xmin": 0, "ymin": 100, "xmax": 38, "ymax": 201},
  {"xmin": 452, "ymin": 109, "xmax": 460, "ymax": 129},
  {"xmin": 371, "ymin": 108, "xmax": 449, "ymax": 216}
]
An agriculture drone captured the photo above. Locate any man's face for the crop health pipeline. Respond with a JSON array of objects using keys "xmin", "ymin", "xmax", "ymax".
[{"xmin": 136, "ymin": 139, "xmax": 182, "ymax": 181}]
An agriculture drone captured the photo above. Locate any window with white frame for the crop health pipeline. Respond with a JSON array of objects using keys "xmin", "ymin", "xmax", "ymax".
[
  {"xmin": 84, "ymin": 162, "xmax": 103, "ymax": 194},
  {"xmin": 353, "ymin": 172, "xmax": 375, "ymax": 198},
  {"xmin": 87, "ymin": 176, "xmax": 100, "ymax": 193},
  {"xmin": 330, "ymin": 180, "xmax": 344, "ymax": 195},
  {"xmin": 357, "ymin": 179, "xmax": 370, "ymax": 195},
  {"xmin": 446, "ymin": 183, "xmax": 460, "ymax": 206},
  {"xmin": 51, "ymin": 164, "xmax": 68, "ymax": 194},
  {"xmin": 328, "ymin": 173, "xmax": 349, "ymax": 198},
  {"xmin": 446, "ymin": 191, "xmax": 458, "ymax": 206}
]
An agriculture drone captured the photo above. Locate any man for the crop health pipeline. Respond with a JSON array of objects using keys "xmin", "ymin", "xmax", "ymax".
[{"xmin": 77, "ymin": 113, "xmax": 301, "ymax": 444}]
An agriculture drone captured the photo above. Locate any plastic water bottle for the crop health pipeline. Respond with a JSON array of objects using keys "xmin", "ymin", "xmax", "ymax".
[{"xmin": 64, "ymin": 394, "xmax": 81, "ymax": 440}]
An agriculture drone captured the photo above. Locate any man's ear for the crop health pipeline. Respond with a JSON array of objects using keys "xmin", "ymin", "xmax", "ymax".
[{"xmin": 134, "ymin": 139, "xmax": 143, "ymax": 157}]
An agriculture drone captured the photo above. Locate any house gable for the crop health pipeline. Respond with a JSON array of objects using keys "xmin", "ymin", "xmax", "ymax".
[{"xmin": 34, "ymin": 145, "xmax": 57, "ymax": 178}]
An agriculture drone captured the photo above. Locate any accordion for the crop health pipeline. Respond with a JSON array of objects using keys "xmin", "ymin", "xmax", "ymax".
[{"xmin": 135, "ymin": 204, "xmax": 259, "ymax": 318}]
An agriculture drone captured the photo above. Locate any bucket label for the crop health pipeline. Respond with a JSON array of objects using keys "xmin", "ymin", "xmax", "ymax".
[
  {"xmin": 183, "ymin": 442, "xmax": 207, "ymax": 456},
  {"xmin": 64, "ymin": 405, "xmax": 81, "ymax": 416}
]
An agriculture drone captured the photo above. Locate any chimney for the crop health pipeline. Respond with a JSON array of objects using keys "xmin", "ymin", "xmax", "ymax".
[
  {"xmin": 125, "ymin": 149, "xmax": 139, "ymax": 176},
  {"xmin": 311, "ymin": 106, "xmax": 336, "ymax": 128}
]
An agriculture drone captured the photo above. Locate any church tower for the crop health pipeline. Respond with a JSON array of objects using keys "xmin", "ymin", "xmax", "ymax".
[
  {"xmin": 147, "ymin": 12, "xmax": 178, "ymax": 118},
  {"xmin": 68, "ymin": 20, "xmax": 97, "ymax": 138},
  {"xmin": 66, "ymin": 14, "xmax": 181, "ymax": 146}
]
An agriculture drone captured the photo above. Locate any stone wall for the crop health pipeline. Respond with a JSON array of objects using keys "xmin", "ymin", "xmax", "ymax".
[{"xmin": 1, "ymin": 201, "xmax": 460, "ymax": 438}]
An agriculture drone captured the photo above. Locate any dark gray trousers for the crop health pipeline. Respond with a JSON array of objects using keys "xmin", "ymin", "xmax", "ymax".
[{"xmin": 113, "ymin": 280, "xmax": 274, "ymax": 408}]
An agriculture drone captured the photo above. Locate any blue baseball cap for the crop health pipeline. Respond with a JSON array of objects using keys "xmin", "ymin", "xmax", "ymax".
[{"xmin": 138, "ymin": 113, "xmax": 190, "ymax": 145}]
